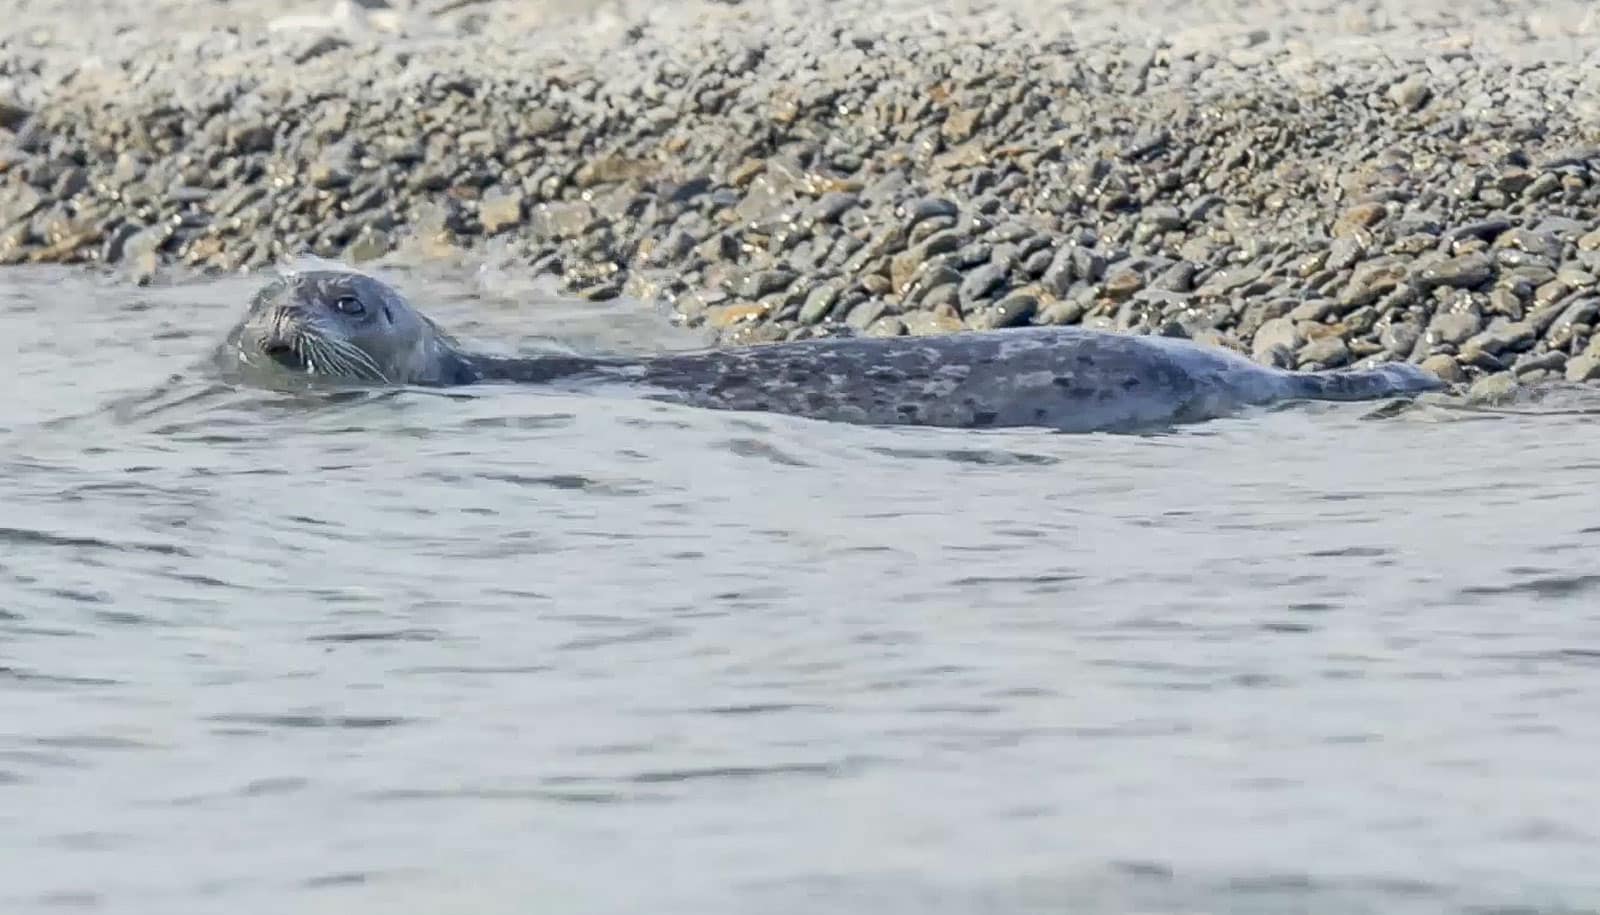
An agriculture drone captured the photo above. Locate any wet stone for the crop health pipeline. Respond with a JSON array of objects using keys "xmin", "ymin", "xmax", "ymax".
[
  {"xmin": 1567, "ymin": 351, "xmax": 1600, "ymax": 382},
  {"xmin": 798, "ymin": 283, "xmax": 841, "ymax": 325},
  {"xmin": 1416, "ymin": 253, "xmax": 1494, "ymax": 290},
  {"xmin": 1104, "ymin": 270, "xmax": 1144, "ymax": 301},
  {"xmin": 1488, "ymin": 287, "xmax": 1526, "ymax": 320},
  {"xmin": 805, "ymin": 192, "xmax": 859, "ymax": 226},
  {"xmin": 1197, "ymin": 263, "xmax": 1264, "ymax": 295},
  {"xmin": 529, "ymin": 202, "xmax": 592, "ymax": 240},
  {"xmin": 845, "ymin": 299, "xmax": 886, "ymax": 329},
  {"xmin": 1021, "ymin": 248, "xmax": 1054, "ymax": 278},
  {"xmin": 1298, "ymin": 336, "xmax": 1350, "ymax": 368},
  {"xmin": 1072, "ymin": 247, "xmax": 1106, "ymax": 282},
  {"xmin": 1426, "ymin": 311, "xmax": 1482, "ymax": 346},
  {"xmin": 1546, "ymin": 297, "xmax": 1600, "ymax": 348},
  {"xmin": 859, "ymin": 274, "xmax": 892, "ymax": 297},
  {"xmin": 1142, "ymin": 206, "xmax": 1185, "ymax": 231},
  {"xmin": 1557, "ymin": 266, "xmax": 1597, "ymax": 287},
  {"xmin": 1466, "ymin": 320, "xmax": 1536, "ymax": 356},
  {"xmin": 1152, "ymin": 261, "xmax": 1196, "ymax": 292},
  {"xmin": 1380, "ymin": 320, "xmax": 1420, "ymax": 355},
  {"xmin": 1388, "ymin": 74, "xmax": 1432, "ymax": 111},
  {"xmin": 1466, "ymin": 372, "xmax": 1519, "ymax": 403},
  {"xmin": 1289, "ymin": 299, "xmax": 1338, "ymax": 323},
  {"xmin": 901, "ymin": 196, "xmax": 958, "ymax": 226},
  {"xmin": 864, "ymin": 315, "xmax": 905, "ymax": 337},
  {"xmin": 478, "ymin": 187, "xmax": 526, "ymax": 234},
  {"xmin": 1326, "ymin": 237, "xmax": 1365, "ymax": 272},
  {"xmin": 1342, "ymin": 260, "xmax": 1409, "ymax": 306},
  {"xmin": 0, "ymin": 182, "xmax": 44, "ymax": 225},
  {"xmin": 1523, "ymin": 173, "xmax": 1562, "ymax": 201},
  {"xmin": 1252, "ymin": 316, "xmax": 1301, "ymax": 362},
  {"xmin": 958, "ymin": 262, "xmax": 1008, "ymax": 307},
  {"xmin": 902, "ymin": 309, "xmax": 964, "ymax": 336},
  {"xmin": 920, "ymin": 284, "xmax": 961, "ymax": 312},
  {"xmin": 1333, "ymin": 202, "xmax": 1387, "ymax": 238},
  {"xmin": 1513, "ymin": 351, "xmax": 1567, "ymax": 376},
  {"xmin": 1420, "ymin": 354, "xmax": 1465, "ymax": 383},
  {"xmin": 1041, "ymin": 248, "xmax": 1077, "ymax": 296},
  {"xmin": 986, "ymin": 292, "xmax": 1038, "ymax": 328},
  {"xmin": 226, "ymin": 121, "xmax": 275, "ymax": 154},
  {"xmin": 739, "ymin": 269, "xmax": 798, "ymax": 299}
]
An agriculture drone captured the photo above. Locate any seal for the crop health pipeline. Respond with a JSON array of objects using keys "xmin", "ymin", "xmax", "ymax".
[{"xmin": 221, "ymin": 265, "xmax": 1446, "ymax": 433}]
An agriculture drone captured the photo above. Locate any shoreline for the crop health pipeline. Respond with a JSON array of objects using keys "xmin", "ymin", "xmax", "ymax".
[{"xmin": 5, "ymin": 0, "xmax": 1600, "ymax": 392}]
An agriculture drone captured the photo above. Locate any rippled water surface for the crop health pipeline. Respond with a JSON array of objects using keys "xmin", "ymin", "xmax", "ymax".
[{"xmin": 4, "ymin": 265, "xmax": 1600, "ymax": 915}]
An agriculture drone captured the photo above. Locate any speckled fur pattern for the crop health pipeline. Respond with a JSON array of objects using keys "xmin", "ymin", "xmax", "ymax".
[
  {"xmin": 623, "ymin": 328, "xmax": 1445, "ymax": 432},
  {"xmin": 224, "ymin": 269, "xmax": 1446, "ymax": 433}
]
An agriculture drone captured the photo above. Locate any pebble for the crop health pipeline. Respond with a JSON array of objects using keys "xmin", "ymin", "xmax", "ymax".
[
  {"xmin": 902, "ymin": 309, "xmax": 963, "ymax": 336},
  {"xmin": 1332, "ymin": 202, "xmax": 1386, "ymax": 238},
  {"xmin": 1426, "ymin": 311, "xmax": 1481, "ymax": 347},
  {"xmin": 957, "ymin": 262, "xmax": 1007, "ymax": 308},
  {"xmin": 1567, "ymin": 352, "xmax": 1600, "ymax": 382},
  {"xmin": 529, "ymin": 202, "xmax": 592, "ymax": 240},
  {"xmin": 1546, "ymin": 297, "xmax": 1600, "ymax": 348},
  {"xmin": 1298, "ymin": 336, "xmax": 1349, "ymax": 368},
  {"xmin": 1466, "ymin": 372, "xmax": 1520, "ymax": 404},
  {"xmin": 1416, "ymin": 253, "xmax": 1494, "ymax": 290},
  {"xmin": 478, "ymin": 187, "xmax": 525, "ymax": 234},
  {"xmin": 1420, "ymin": 353, "xmax": 1465, "ymax": 383},
  {"xmin": 798, "ymin": 282, "xmax": 841, "ymax": 325},
  {"xmin": 1465, "ymin": 320, "xmax": 1536, "ymax": 356},
  {"xmin": 1513, "ymin": 351, "xmax": 1567, "ymax": 377},
  {"xmin": 1197, "ymin": 263, "xmax": 1264, "ymax": 295},
  {"xmin": 864, "ymin": 315, "xmax": 906, "ymax": 337},
  {"xmin": 738, "ymin": 269, "xmax": 798, "ymax": 299},
  {"xmin": 1380, "ymin": 321, "xmax": 1420, "ymax": 355},
  {"xmin": 1252, "ymin": 316, "xmax": 1301, "ymax": 363},
  {"xmin": 1387, "ymin": 74, "xmax": 1432, "ymax": 112},
  {"xmin": 985, "ymin": 292, "xmax": 1038, "ymax": 328}
]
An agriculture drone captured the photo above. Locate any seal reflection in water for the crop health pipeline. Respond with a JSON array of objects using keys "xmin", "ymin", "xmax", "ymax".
[{"xmin": 223, "ymin": 267, "xmax": 1445, "ymax": 433}]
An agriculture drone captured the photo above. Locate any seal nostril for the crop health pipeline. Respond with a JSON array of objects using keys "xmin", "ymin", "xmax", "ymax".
[{"xmin": 259, "ymin": 340, "xmax": 306, "ymax": 369}]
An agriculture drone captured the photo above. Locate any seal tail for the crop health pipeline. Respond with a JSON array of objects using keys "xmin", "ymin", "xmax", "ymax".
[{"xmin": 1283, "ymin": 361, "xmax": 1446, "ymax": 402}]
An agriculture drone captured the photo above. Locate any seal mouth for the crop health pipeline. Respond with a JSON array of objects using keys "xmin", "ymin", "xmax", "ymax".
[{"xmin": 261, "ymin": 341, "xmax": 307, "ymax": 370}]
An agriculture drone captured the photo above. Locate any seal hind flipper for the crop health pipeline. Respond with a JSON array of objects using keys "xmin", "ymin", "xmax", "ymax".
[{"xmin": 1282, "ymin": 362, "xmax": 1447, "ymax": 402}]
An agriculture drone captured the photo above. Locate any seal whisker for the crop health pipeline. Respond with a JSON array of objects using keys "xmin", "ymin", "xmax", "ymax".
[
  {"xmin": 312, "ymin": 333, "xmax": 376, "ymax": 382},
  {"xmin": 302, "ymin": 334, "xmax": 340, "ymax": 377},
  {"xmin": 322, "ymin": 336, "xmax": 389, "ymax": 383}
]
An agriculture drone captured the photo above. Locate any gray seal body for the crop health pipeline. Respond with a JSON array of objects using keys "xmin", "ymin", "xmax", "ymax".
[{"xmin": 222, "ymin": 267, "xmax": 1445, "ymax": 433}]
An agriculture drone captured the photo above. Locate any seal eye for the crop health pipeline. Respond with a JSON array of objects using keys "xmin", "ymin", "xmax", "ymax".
[{"xmin": 333, "ymin": 296, "xmax": 366, "ymax": 316}]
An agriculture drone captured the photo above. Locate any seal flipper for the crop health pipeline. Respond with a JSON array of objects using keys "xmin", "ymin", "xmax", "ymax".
[{"xmin": 1283, "ymin": 362, "xmax": 1446, "ymax": 402}]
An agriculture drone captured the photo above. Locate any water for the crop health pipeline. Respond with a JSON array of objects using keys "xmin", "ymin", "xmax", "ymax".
[{"xmin": 4, "ymin": 264, "xmax": 1600, "ymax": 915}]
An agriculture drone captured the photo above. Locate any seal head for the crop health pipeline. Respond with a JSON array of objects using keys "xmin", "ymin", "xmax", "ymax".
[{"xmin": 229, "ymin": 269, "xmax": 476, "ymax": 386}]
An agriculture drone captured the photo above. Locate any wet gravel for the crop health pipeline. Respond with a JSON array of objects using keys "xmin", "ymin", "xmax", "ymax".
[{"xmin": 5, "ymin": 0, "xmax": 1600, "ymax": 390}]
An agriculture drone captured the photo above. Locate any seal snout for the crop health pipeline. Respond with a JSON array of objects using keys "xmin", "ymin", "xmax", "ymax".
[
  {"xmin": 257, "ymin": 327, "xmax": 307, "ymax": 370},
  {"xmin": 260, "ymin": 340, "xmax": 307, "ymax": 370},
  {"xmin": 251, "ymin": 299, "xmax": 312, "ymax": 370},
  {"xmin": 261, "ymin": 339, "xmax": 293, "ymax": 356}
]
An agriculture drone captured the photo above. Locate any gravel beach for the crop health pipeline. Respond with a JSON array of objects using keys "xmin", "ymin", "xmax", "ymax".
[{"xmin": 5, "ymin": 0, "xmax": 1600, "ymax": 390}]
